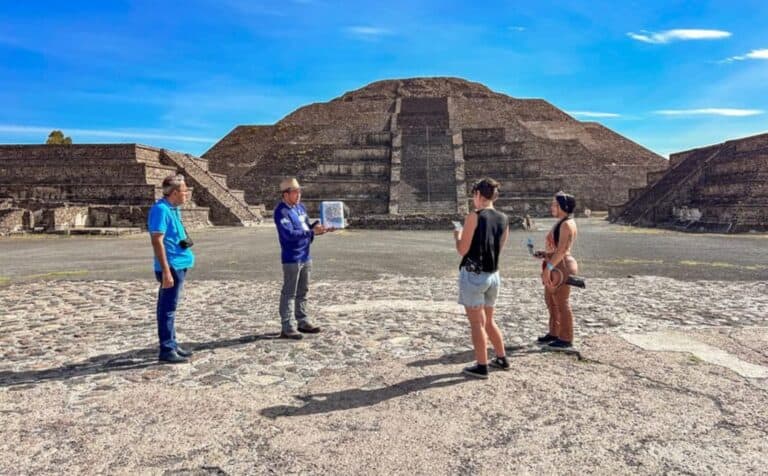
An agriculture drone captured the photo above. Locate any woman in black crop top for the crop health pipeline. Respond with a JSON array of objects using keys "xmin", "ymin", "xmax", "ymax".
[{"xmin": 453, "ymin": 178, "xmax": 510, "ymax": 379}]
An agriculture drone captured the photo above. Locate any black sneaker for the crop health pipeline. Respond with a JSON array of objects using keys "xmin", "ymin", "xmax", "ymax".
[
  {"xmin": 547, "ymin": 339, "xmax": 573, "ymax": 350},
  {"xmin": 536, "ymin": 333, "xmax": 557, "ymax": 345},
  {"xmin": 297, "ymin": 323, "xmax": 321, "ymax": 334},
  {"xmin": 175, "ymin": 345, "xmax": 193, "ymax": 358},
  {"xmin": 158, "ymin": 350, "xmax": 189, "ymax": 364},
  {"xmin": 279, "ymin": 329, "xmax": 304, "ymax": 340},
  {"xmin": 462, "ymin": 364, "xmax": 489, "ymax": 379},
  {"xmin": 488, "ymin": 356, "xmax": 510, "ymax": 370}
]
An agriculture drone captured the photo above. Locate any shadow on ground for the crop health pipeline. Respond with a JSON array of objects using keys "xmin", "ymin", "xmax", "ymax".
[
  {"xmin": 0, "ymin": 333, "xmax": 286, "ymax": 388},
  {"xmin": 261, "ymin": 372, "xmax": 470, "ymax": 418},
  {"xmin": 260, "ymin": 346, "xmax": 584, "ymax": 418}
]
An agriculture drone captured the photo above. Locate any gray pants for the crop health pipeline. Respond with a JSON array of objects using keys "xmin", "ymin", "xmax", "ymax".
[{"xmin": 279, "ymin": 260, "xmax": 312, "ymax": 332}]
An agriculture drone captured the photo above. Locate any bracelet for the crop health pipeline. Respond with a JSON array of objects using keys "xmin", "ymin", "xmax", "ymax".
[{"xmin": 546, "ymin": 262, "xmax": 555, "ymax": 271}]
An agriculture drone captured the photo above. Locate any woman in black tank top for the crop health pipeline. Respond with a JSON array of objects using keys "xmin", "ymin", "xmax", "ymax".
[{"xmin": 453, "ymin": 178, "xmax": 510, "ymax": 379}]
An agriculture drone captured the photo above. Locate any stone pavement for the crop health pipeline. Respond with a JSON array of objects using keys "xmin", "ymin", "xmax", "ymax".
[{"xmin": 1, "ymin": 276, "xmax": 767, "ymax": 474}]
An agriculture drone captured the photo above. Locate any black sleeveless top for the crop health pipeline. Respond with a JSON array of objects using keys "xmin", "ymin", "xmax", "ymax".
[{"xmin": 459, "ymin": 208, "xmax": 509, "ymax": 273}]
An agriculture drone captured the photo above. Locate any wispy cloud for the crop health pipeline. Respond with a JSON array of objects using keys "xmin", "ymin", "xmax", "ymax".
[
  {"xmin": 508, "ymin": 26, "xmax": 526, "ymax": 32},
  {"xmin": 345, "ymin": 26, "xmax": 393, "ymax": 40},
  {"xmin": 627, "ymin": 29, "xmax": 731, "ymax": 44},
  {"xmin": 568, "ymin": 111, "xmax": 621, "ymax": 118},
  {"xmin": 722, "ymin": 48, "xmax": 768, "ymax": 63},
  {"xmin": 0, "ymin": 125, "xmax": 216, "ymax": 143},
  {"xmin": 654, "ymin": 108, "xmax": 763, "ymax": 117}
]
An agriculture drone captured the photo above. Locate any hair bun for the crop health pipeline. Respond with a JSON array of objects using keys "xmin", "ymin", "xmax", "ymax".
[{"xmin": 555, "ymin": 192, "xmax": 576, "ymax": 214}]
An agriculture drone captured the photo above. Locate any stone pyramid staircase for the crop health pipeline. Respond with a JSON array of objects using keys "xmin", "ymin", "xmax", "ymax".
[
  {"xmin": 612, "ymin": 145, "xmax": 725, "ymax": 226},
  {"xmin": 0, "ymin": 144, "xmax": 262, "ymax": 232},
  {"xmin": 391, "ymin": 97, "xmax": 462, "ymax": 215},
  {"xmin": 160, "ymin": 149, "xmax": 262, "ymax": 226},
  {"xmin": 610, "ymin": 132, "xmax": 768, "ymax": 232}
]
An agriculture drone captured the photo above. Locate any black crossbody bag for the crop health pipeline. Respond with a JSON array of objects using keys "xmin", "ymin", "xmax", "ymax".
[{"xmin": 174, "ymin": 207, "xmax": 194, "ymax": 249}]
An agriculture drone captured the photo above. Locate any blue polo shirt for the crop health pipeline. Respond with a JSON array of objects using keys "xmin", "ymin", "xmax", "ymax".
[
  {"xmin": 274, "ymin": 201, "xmax": 314, "ymax": 263},
  {"xmin": 148, "ymin": 198, "xmax": 195, "ymax": 272}
]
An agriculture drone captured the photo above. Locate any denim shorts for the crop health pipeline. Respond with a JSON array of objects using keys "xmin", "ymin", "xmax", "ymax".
[{"xmin": 457, "ymin": 268, "xmax": 501, "ymax": 308}]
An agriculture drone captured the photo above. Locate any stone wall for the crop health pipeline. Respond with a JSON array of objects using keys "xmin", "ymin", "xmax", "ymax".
[
  {"xmin": 0, "ymin": 209, "xmax": 24, "ymax": 235},
  {"xmin": 42, "ymin": 206, "xmax": 89, "ymax": 231}
]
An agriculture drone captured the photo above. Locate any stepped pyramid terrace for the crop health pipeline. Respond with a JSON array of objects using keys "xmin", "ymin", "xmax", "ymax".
[
  {"xmin": 610, "ymin": 132, "xmax": 768, "ymax": 232},
  {"xmin": 0, "ymin": 144, "xmax": 263, "ymax": 234},
  {"xmin": 203, "ymin": 77, "xmax": 668, "ymax": 219}
]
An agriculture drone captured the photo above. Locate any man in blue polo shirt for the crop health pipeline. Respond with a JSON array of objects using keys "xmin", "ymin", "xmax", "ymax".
[
  {"xmin": 274, "ymin": 177, "xmax": 328, "ymax": 339},
  {"xmin": 148, "ymin": 174, "xmax": 195, "ymax": 363}
]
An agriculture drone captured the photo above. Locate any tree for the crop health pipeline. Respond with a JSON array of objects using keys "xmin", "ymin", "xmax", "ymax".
[{"xmin": 46, "ymin": 130, "xmax": 72, "ymax": 145}]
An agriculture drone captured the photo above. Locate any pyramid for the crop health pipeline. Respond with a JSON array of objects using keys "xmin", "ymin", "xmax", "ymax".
[{"xmin": 203, "ymin": 77, "xmax": 667, "ymax": 217}]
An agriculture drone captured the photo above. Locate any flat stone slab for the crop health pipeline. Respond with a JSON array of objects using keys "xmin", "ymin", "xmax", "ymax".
[{"xmin": 622, "ymin": 331, "xmax": 768, "ymax": 379}]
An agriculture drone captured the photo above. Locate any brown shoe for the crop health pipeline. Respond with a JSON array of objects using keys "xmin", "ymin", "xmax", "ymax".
[
  {"xmin": 279, "ymin": 329, "xmax": 304, "ymax": 340},
  {"xmin": 297, "ymin": 323, "xmax": 321, "ymax": 334}
]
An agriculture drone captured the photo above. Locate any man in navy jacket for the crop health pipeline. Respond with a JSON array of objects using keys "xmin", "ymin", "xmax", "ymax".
[{"xmin": 274, "ymin": 177, "xmax": 327, "ymax": 339}]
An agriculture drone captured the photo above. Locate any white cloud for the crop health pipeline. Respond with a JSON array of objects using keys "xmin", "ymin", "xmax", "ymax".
[
  {"xmin": 0, "ymin": 125, "xmax": 216, "ymax": 143},
  {"xmin": 345, "ymin": 26, "xmax": 392, "ymax": 40},
  {"xmin": 654, "ymin": 108, "xmax": 763, "ymax": 117},
  {"xmin": 568, "ymin": 111, "xmax": 621, "ymax": 118},
  {"xmin": 508, "ymin": 26, "xmax": 526, "ymax": 32},
  {"xmin": 723, "ymin": 48, "xmax": 768, "ymax": 62},
  {"xmin": 627, "ymin": 29, "xmax": 731, "ymax": 44}
]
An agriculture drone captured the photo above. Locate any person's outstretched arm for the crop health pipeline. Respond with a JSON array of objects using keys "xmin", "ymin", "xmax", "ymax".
[{"xmin": 454, "ymin": 212, "xmax": 478, "ymax": 256}]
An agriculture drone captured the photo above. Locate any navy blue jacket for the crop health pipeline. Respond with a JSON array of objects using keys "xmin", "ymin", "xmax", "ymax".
[{"xmin": 274, "ymin": 201, "xmax": 314, "ymax": 263}]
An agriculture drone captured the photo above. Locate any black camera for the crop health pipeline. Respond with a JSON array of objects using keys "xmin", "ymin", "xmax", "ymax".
[
  {"xmin": 179, "ymin": 238, "xmax": 194, "ymax": 249},
  {"xmin": 566, "ymin": 275, "xmax": 585, "ymax": 288}
]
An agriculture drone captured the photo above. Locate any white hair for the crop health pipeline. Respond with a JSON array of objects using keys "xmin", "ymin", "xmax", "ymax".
[{"xmin": 162, "ymin": 174, "xmax": 186, "ymax": 196}]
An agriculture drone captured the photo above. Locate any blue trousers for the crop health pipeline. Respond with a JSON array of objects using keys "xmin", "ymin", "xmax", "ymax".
[{"xmin": 154, "ymin": 267, "xmax": 187, "ymax": 352}]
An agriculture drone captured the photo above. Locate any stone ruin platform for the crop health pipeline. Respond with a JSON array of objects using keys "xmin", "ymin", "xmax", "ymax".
[
  {"xmin": 610, "ymin": 131, "xmax": 768, "ymax": 233},
  {"xmin": 0, "ymin": 144, "xmax": 264, "ymax": 235}
]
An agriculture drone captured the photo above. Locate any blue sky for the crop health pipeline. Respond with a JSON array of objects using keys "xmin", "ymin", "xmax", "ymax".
[{"xmin": 1, "ymin": 0, "xmax": 766, "ymax": 157}]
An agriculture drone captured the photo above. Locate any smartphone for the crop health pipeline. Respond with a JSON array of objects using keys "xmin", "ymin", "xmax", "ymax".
[
  {"xmin": 526, "ymin": 238, "xmax": 535, "ymax": 256},
  {"xmin": 452, "ymin": 220, "xmax": 463, "ymax": 231}
]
